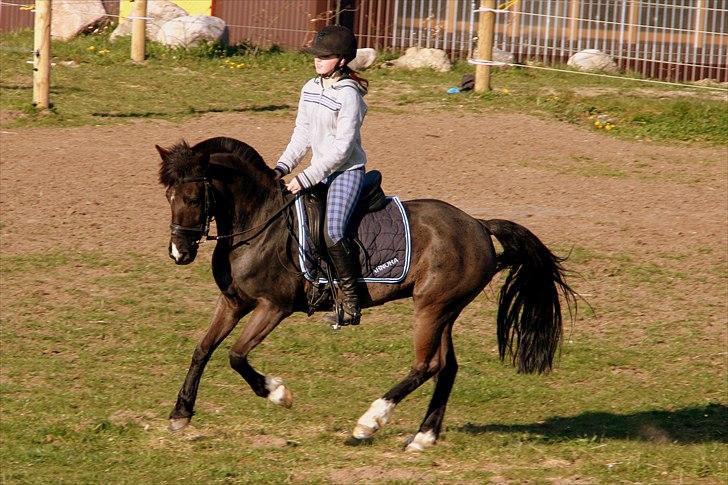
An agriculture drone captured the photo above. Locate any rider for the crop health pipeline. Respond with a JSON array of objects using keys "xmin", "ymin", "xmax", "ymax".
[{"xmin": 274, "ymin": 25, "xmax": 368, "ymax": 326}]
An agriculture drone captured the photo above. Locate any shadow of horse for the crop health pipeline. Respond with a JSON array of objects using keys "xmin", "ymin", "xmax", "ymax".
[
  {"xmin": 456, "ymin": 404, "xmax": 727, "ymax": 444},
  {"xmin": 92, "ymin": 104, "xmax": 289, "ymax": 118}
]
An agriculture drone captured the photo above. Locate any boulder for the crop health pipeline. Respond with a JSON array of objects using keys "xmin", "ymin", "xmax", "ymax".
[
  {"xmin": 155, "ymin": 15, "xmax": 228, "ymax": 48},
  {"xmin": 348, "ymin": 48, "xmax": 377, "ymax": 71},
  {"xmin": 110, "ymin": 0, "xmax": 188, "ymax": 41},
  {"xmin": 391, "ymin": 47, "xmax": 452, "ymax": 72},
  {"xmin": 475, "ymin": 46, "xmax": 514, "ymax": 66},
  {"xmin": 51, "ymin": 0, "xmax": 107, "ymax": 41},
  {"xmin": 493, "ymin": 47, "xmax": 514, "ymax": 65},
  {"xmin": 567, "ymin": 49, "xmax": 619, "ymax": 74}
]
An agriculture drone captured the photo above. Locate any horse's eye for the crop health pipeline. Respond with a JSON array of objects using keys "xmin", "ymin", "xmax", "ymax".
[{"xmin": 183, "ymin": 196, "xmax": 201, "ymax": 205}]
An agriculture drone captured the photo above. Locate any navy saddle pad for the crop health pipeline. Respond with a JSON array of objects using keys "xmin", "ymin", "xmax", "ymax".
[{"xmin": 294, "ymin": 196, "xmax": 411, "ymax": 284}]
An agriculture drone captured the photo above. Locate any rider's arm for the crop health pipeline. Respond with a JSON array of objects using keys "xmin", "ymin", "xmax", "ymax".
[{"xmin": 275, "ymin": 86, "xmax": 311, "ymax": 175}]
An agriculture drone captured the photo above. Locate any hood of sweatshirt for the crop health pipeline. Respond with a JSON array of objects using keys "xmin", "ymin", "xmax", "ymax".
[{"xmin": 335, "ymin": 77, "xmax": 367, "ymax": 96}]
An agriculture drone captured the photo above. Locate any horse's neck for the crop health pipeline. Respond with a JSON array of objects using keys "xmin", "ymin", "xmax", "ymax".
[
  {"xmin": 214, "ymin": 177, "xmax": 281, "ymax": 235},
  {"xmin": 205, "ymin": 158, "xmax": 275, "ymax": 230}
]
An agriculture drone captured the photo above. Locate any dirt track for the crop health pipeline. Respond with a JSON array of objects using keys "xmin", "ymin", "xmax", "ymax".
[{"xmin": 1, "ymin": 111, "xmax": 725, "ymax": 260}]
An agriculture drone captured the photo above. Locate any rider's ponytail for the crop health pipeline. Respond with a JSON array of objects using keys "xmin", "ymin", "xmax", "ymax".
[{"xmin": 340, "ymin": 66, "xmax": 369, "ymax": 94}]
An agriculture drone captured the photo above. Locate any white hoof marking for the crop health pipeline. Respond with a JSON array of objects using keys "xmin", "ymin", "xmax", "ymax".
[
  {"xmin": 405, "ymin": 430, "xmax": 437, "ymax": 452},
  {"xmin": 352, "ymin": 398, "xmax": 395, "ymax": 439},
  {"xmin": 266, "ymin": 376, "xmax": 292, "ymax": 408}
]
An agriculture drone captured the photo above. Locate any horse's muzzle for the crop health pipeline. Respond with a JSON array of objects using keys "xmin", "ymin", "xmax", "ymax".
[{"xmin": 169, "ymin": 240, "xmax": 198, "ymax": 265}]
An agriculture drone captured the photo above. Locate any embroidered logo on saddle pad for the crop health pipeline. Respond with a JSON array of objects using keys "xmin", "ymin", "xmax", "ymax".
[{"xmin": 295, "ymin": 197, "xmax": 411, "ymax": 284}]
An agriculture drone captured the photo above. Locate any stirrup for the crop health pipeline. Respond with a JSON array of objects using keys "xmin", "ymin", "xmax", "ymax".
[{"xmin": 326, "ymin": 302, "xmax": 361, "ymax": 330}]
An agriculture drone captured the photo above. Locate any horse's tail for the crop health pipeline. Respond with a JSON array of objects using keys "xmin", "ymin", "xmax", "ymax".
[{"xmin": 480, "ymin": 219, "xmax": 577, "ymax": 375}]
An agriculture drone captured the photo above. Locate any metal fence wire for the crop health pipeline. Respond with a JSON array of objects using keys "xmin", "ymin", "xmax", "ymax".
[
  {"xmin": 357, "ymin": 0, "xmax": 727, "ymax": 83},
  {"xmin": 1, "ymin": 0, "xmax": 725, "ymax": 83}
]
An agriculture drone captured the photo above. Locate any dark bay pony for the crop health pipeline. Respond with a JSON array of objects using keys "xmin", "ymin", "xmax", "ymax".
[{"xmin": 156, "ymin": 136, "xmax": 576, "ymax": 452}]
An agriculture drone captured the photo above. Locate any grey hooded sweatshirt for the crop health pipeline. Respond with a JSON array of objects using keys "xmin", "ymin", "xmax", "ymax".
[{"xmin": 275, "ymin": 76, "xmax": 367, "ymax": 189}]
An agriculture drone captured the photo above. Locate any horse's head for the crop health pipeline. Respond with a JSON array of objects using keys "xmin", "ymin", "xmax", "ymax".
[
  {"xmin": 157, "ymin": 141, "xmax": 211, "ymax": 265},
  {"xmin": 157, "ymin": 137, "xmax": 276, "ymax": 265}
]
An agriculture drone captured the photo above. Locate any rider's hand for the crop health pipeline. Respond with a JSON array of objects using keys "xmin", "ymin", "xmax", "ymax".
[{"xmin": 286, "ymin": 178, "xmax": 302, "ymax": 194}]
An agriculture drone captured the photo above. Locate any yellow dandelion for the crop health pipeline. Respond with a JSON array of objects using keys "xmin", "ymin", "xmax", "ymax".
[
  {"xmin": 605, "ymin": 124, "xmax": 614, "ymax": 131},
  {"xmin": 86, "ymin": 45, "xmax": 96, "ymax": 51},
  {"xmin": 237, "ymin": 63, "xmax": 245, "ymax": 68},
  {"xmin": 594, "ymin": 121, "xmax": 603, "ymax": 128}
]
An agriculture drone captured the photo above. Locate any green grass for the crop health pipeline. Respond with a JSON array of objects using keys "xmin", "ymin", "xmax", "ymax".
[
  {"xmin": 1, "ymin": 29, "xmax": 727, "ymax": 144},
  {"xmin": 1, "ymin": 27, "xmax": 726, "ymax": 483},
  {"xmin": 1, "ymin": 249, "xmax": 725, "ymax": 483}
]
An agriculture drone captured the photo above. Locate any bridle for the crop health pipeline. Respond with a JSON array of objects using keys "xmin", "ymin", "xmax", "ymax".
[
  {"xmin": 169, "ymin": 176, "xmax": 297, "ymax": 246},
  {"xmin": 169, "ymin": 176, "xmax": 215, "ymax": 242}
]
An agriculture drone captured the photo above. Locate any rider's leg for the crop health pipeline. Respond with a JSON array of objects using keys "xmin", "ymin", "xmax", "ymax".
[{"xmin": 325, "ymin": 168, "xmax": 365, "ymax": 325}]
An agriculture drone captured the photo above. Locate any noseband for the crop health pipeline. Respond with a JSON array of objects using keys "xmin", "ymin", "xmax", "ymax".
[{"xmin": 169, "ymin": 176, "xmax": 297, "ymax": 246}]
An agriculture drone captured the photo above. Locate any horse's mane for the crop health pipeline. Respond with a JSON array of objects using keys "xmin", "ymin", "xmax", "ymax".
[{"xmin": 158, "ymin": 137, "xmax": 274, "ymax": 186}]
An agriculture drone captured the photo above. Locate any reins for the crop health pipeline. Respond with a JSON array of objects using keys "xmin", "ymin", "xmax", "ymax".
[{"xmin": 208, "ymin": 186, "xmax": 297, "ymax": 244}]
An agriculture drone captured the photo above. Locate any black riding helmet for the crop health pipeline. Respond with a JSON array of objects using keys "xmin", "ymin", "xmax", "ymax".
[{"xmin": 305, "ymin": 25, "xmax": 357, "ymax": 63}]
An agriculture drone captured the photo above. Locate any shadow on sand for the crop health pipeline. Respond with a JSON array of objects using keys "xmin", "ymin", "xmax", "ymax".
[
  {"xmin": 92, "ymin": 104, "xmax": 289, "ymax": 118},
  {"xmin": 456, "ymin": 404, "xmax": 727, "ymax": 444}
]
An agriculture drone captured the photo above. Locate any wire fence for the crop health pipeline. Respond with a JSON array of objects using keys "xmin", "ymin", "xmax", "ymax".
[
  {"xmin": 384, "ymin": 0, "xmax": 727, "ymax": 83},
  {"xmin": 1, "ymin": 0, "xmax": 726, "ymax": 84}
]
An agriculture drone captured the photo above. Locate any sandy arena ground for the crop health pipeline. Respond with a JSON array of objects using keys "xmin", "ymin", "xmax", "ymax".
[{"xmin": 1, "ymin": 110, "xmax": 726, "ymax": 335}]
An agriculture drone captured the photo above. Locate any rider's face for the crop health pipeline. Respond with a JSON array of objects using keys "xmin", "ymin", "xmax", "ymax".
[{"xmin": 314, "ymin": 56, "xmax": 340, "ymax": 76}]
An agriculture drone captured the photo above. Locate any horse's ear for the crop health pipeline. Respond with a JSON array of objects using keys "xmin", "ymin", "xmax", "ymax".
[{"xmin": 155, "ymin": 144, "xmax": 169, "ymax": 160}]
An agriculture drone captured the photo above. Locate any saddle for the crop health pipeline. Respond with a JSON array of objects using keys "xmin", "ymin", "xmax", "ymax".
[
  {"xmin": 302, "ymin": 170, "xmax": 388, "ymax": 254},
  {"xmin": 301, "ymin": 170, "xmax": 388, "ymax": 313}
]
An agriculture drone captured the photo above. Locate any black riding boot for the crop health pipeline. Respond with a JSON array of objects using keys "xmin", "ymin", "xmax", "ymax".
[{"xmin": 327, "ymin": 238, "xmax": 361, "ymax": 327}]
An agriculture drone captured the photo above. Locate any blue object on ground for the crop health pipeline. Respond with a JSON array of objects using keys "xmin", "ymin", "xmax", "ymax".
[{"xmin": 447, "ymin": 87, "xmax": 460, "ymax": 94}]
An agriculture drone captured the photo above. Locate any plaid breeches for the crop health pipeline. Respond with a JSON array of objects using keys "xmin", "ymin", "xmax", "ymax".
[{"xmin": 325, "ymin": 168, "xmax": 365, "ymax": 244}]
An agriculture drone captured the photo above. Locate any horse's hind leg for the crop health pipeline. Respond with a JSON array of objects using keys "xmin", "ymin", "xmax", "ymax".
[
  {"xmin": 349, "ymin": 305, "xmax": 461, "ymax": 446},
  {"xmin": 169, "ymin": 295, "xmax": 252, "ymax": 431},
  {"xmin": 228, "ymin": 300, "xmax": 293, "ymax": 408},
  {"xmin": 404, "ymin": 323, "xmax": 457, "ymax": 452}
]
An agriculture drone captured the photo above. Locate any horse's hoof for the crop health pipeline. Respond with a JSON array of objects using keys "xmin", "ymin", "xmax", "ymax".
[
  {"xmin": 267, "ymin": 381, "xmax": 293, "ymax": 409},
  {"xmin": 353, "ymin": 398, "xmax": 396, "ymax": 438},
  {"xmin": 345, "ymin": 435, "xmax": 373, "ymax": 447},
  {"xmin": 168, "ymin": 417, "xmax": 190, "ymax": 432},
  {"xmin": 403, "ymin": 430, "xmax": 437, "ymax": 453},
  {"xmin": 352, "ymin": 423, "xmax": 377, "ymax": 439}
]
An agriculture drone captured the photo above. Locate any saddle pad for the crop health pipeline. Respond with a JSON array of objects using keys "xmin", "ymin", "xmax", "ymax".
[{"xmin": 294, "ymin": 196, "xmax": 411, "ymax": 284}]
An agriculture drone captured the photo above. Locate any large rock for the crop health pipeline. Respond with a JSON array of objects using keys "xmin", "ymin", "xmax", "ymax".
[
  {"xmin": 348, "ymin": 48, "xmax": 377, "ymax": 71},
  {"xmin": 475, "ymin": 46, "xmax": 514, "ymax": 66},
  {"xmin": 567, "ymin": 49, "xmax": 619, "ymax": 73},
  {"xmin": 493, "ymin": 47, "xmax": 514, "ymax": 65},
  {"xmin": 391, "ymin": 47, "xmax": 452, "ymax": 72},
  {"xmin": 155, "ymin": 15, "xmax": 227, "ymax": 48},
  {"xmin": 110, "ymin": 0, "xmax": 187, "ymax": 41},
  {"xmin": 51, "ymin": 0, "xmax": 107, "ymax": 41}
]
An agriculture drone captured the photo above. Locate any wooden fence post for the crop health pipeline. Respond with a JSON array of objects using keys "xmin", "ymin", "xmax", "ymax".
[
  {"xmin": 131, "ymin": 0, "xmax": 147, "ymax": 62},
  {"xmin": 32, "ymin": 0, "xmax": 51, "ymax": 109},
  {"xmin": 475, "ymin": 0, "xmax": 496, "ymax": 92}
]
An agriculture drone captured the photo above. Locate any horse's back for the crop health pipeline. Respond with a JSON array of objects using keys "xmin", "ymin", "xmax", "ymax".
[{"xmin": 400, "ymin": 198, "xmax": 498, "ymax": 300}]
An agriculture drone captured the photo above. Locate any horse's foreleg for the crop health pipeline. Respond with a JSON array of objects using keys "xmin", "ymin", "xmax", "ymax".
[
  {"xmin": 228, "ymin": 301, "xmax": 293, "ymax": 408},
  {"xmin": 169, "ymin": 295, "xmax": 252, "ymax": 431},
  {"xmin": 350, "ymin": 306, "xmax": 459, "ymax": 445},
  {"xmin": 404, "ymin": 324, "xmax": 457, "ymax": 452}
]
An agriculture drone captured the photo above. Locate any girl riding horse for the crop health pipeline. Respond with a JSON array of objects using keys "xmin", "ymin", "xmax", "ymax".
[{"xmin": 274, "ymin": 25, "xmax": 369, "ymax": 328}]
